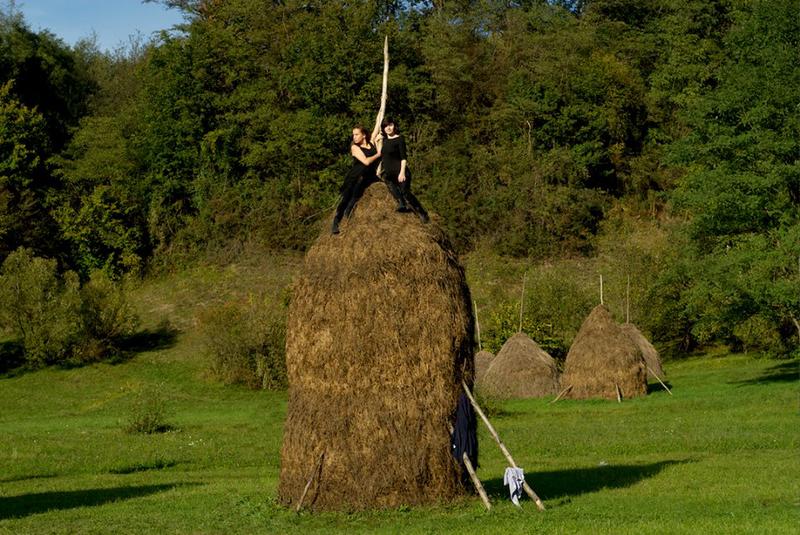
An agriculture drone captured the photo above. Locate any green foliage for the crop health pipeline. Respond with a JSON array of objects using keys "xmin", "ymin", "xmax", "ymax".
[
  {"xmin": 125, "ymin": 383, "xmax": 173, "ymax": 434},
  {"xmin": 199, "ymin": 297, "xmax": 287, "ymax": 390},
  {"xmin": 0, "ymin": 248, "xmax": 139, "ymax": 367},
  {"xmin": 0, "ymin": 248, "xmax": 81, "ymax": 366}
]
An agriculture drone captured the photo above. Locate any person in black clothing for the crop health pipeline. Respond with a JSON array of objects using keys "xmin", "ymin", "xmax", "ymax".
[
  {"xmin": 380, "ymin": 117, "xmax": 429, "ymax": 223},
  {"xmin": 332, "ymin": 124, "xmax": 382, "ymax": 234}
]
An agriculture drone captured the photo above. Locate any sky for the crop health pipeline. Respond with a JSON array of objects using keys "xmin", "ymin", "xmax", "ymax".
[{"xmin": 11, "ymin": 0, "xmax": 187, "ymax": 52}]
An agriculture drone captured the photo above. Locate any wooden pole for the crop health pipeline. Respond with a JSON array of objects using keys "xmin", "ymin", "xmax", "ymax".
[
  {"xmin": 449, "ymin": 424, "xmax": 491, "ymax": 511},
  {"xmin": 373, "ymin": 36, "xmax": 389, "ymax": 175},
  {"xmin": 461, "ymin": 381, "xmax": 546, "ymax": 511},
  {"xmin": 600, "ymin": 274, "xmax": 604, "ymax": 305},
  {"xmin": 615, "ymin": 383, "xmax": 622, "ymax": 403},
  {"xmin": 646, "ymin": 365, "xmax": 673, "ymax": 395},
  {"xmin": 474, "ymin": 300, "xmax": 483, "ymax": 352},
  {"xmin": 626, "ymin": 275, "xmax": 630, "ymax": 324},
  {"xmin": 296, "ymin": 450, "xmax": 325, "ymax": 513},
  {"xmin": 519, "ymin": 272, "xmax": 527, "ymax": 333},
  {"xmin": 549, "ymin": 384, "xmax": 573, "ymax": 404}
]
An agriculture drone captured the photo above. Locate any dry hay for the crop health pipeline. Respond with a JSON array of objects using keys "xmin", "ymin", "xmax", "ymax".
[
  {"xmin": 620, "ymin": 323, "xmax": 665, "ymax": 380},
  {"xmin": 474, "ymin": 350, "xmax": 495, "ymax": 386},
  {"xmin": 479, "ymin": 332, "xmax": 559, "ymax": 398},
  {"xmin": 278, "ymin": 181, "xmax": 474, "ymax": 511},
  {"xmin": 561, "ymin": 305, "xmax": 646, "ymax": 400}
]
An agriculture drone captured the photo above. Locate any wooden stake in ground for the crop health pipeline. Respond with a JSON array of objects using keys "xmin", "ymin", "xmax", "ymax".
[
  {"xmin": 646, "ymin": 365, "xmax": 673, "ymax": 395},
  {"xmin": 550, "ymin": 384, "xmax": 573, "ymax": 404},
  {"xmin": 461, "ymin": 380, "xmax": 546, "ymax": 511},
  {"xmin": 518, "ymin": 272, "xmax": 527, "ymax": 333},
  {"xmin": 295, "ymin": 450, "xmax": 325, "ymax": 513},
  {"xmin": 474, "ymin": 300, "xmax": 483, "ymax": 352},
  {"xmin": 615, "ymin": 383, "xmax": 622, "ymax": 403},
  {"xmin": 449, "ymin": 424, "xmax": 491, "ymax": 511}
]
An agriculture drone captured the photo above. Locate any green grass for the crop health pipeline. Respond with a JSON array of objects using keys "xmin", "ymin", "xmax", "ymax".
[{"xmin": 1, "ymin": 255, "xmax": 798, "ymax": 534}]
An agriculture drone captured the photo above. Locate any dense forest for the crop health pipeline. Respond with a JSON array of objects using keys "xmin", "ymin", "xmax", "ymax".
[{"xmin": 0, "ymin": 0, "xmax": 797, "ymax": 366}]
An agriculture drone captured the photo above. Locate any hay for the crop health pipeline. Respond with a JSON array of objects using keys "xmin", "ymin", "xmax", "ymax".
[
  {"xmin": 480, "ymin": 333, "xmax": 559, "ymax": 398},
  {"xmin": 278, "ymin": 182, "xmax": 474, "ymax": 511},
  {"xmin": 474, "ymin": 350, "xmax": 494, "ymax": 386},
  {"xmin": 561, "ymin": 305, "xmax": 646, "ymax": 400},
  {"xmin": 620, "ymin": 323, "xmax": 665, "ymax": 381}
]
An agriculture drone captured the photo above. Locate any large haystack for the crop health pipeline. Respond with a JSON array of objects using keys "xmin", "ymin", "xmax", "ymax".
[
  {"xmin": 474, "ymin": 350, "xmax": 495, "ymax": 386},
  {"xmin": 480, "ymin": 333, "xmax": 559, "ymax": 398},
  {"xmin": 561, "ymin": 305, "xmax": 646, "ymax": 400},
  {"xmin": 278, "ymin": 182, "xmax": 474, "ymax": 511},
  {"xmin": 620, "ymin": 323, "xmax": 665, "ymax": 380}
]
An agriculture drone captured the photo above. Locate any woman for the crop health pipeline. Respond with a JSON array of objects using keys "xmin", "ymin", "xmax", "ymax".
[
  {"xmin": 380, "ymin": 117, "xmax": 429, "ymax": 223},
  {"xmin": 332, "ymin": 124, "xmax": 382, "ymax": 234}
]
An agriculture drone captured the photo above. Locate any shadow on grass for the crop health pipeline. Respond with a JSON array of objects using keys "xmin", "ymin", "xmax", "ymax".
[
  {"xmin": 646, "ymin": 381, "xmax": 674, "ymax": 394},
  {"xmin": 108, "ymin": 459, "xmax": 180, "ymax": 475},
  {"xmin": 112, "ymin": 322, "xmax": 180, "ymax": 363},
  {"xmin": 0, "ymin": 340, "xmax": 25, "ymax": 376},
  {"xmin": 732, "ymin": 360, "xmax": 799, "ymax": 386},
  {"xmin": 0, "ymin": 473, "xmax": 58, "ymax": 484},
  {"xmin": 0, "ymin": 483, "xmax": 188, "ymax": 520},
  {"xmin": 482, "ymin": 460, "xmax": 689, "ymax": 502}
]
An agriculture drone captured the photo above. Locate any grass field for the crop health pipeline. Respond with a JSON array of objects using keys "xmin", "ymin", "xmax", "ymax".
[{"xmin": 1, "ymin": 257, "xmax": 798, "ymax": 534}]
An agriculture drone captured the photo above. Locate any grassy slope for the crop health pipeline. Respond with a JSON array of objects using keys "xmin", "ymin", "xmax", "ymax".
[{"xmin": 1, "ymin": 253, "xmax": 798, "ymax": 534}]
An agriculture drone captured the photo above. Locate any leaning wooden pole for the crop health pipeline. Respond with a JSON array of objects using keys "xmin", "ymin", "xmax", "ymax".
[
  {"xmin": 461, "ymin": 381, "xmax": 546, "ymax": 511},
  {"xmin": 474, "ymin": 300, "xmax": 483, "ymax": 352},
  {"xmin": 295, "ymin": 450, "xmax": 325, "ymax": 513},
  {"xmin": 646, "ymin": 365, "xmax": 673, "ymax": 395},
  {"xmin": 449, "ymin": 424, "xmax": 491, "ymax": 511}
]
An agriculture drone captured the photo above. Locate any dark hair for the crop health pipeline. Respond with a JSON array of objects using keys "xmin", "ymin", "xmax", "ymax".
[
  {"xmin": 381, "ymin": 117, "xmax": 399, "ymax": 137},
  {"xmin": 352, "ymin": 124, "xmax": 370, "ymax": 144}
]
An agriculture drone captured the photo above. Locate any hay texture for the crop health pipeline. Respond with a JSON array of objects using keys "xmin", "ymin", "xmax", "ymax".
[
  {"xmin": 479, "ymin": 332, "xmax": 559, "ymax": 398},
  {"xmin": 474, "ymin": 350, "xmax": 495, "ymax": 386},
  {"xmin": 620, "ymin": 323, "xmax": 665, "ymax": 380},
  {"xmin": 278, "ymin": 182, "xmax": 474, "ymax": 511},
  {"xmin": 561, "ymin": 305, "xmax": 646, "ymax": 400}
]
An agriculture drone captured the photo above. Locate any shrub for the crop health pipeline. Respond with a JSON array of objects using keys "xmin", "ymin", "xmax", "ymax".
[
  {"xmin": 0, "ymin": 248, "xmax": 81, "ymax": 366},
  {"xmin": 126, "ymin": 384, "xmax": 173, "ymax": 434},
  {"xmin": 0, "ymin": 248, "xmax": 139, "ymax": 367},
  {"xmin": 199, "ymin": 297, "xmax": 287, "ymax": 390}
]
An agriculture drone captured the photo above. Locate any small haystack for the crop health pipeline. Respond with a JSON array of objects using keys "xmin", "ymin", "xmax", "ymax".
[
  {"xmin": 620, "ymin": 323, "xmax": 665, "ymax": 380},
  {"xmin": 278, "ymin": 182, "xmax": 474, "ymax": 511},
  {"xmin": 474, "ymin": 350, "xmax": 495, "ymax": 385},
  {"xmin": 561, "ymin": 305, "xmax": 646, "ymax": 400},
  {"xmin": 480, "ymin": 333, "xmax": 559, "ymax": 398}
]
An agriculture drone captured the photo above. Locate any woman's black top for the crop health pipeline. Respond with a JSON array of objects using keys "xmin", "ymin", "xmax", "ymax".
[
  {"xmin": 381, "ymin": 135, "xmax": 409, "ymax": 180},
  {"xmin": 346, "ymin": 142, "xmax": 379, "ymax": 181}
]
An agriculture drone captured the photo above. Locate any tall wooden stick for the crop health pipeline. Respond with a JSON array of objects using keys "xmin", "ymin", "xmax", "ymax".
[
  {"xmin": 600, "ymin": 274, "xmax": 604, "ymax": 305},
  {"xmin": 615, "ymin": 383, "xmax": 622, "ymax": 403},
  {"xmin": 372, "ymin": 36, "xmax": 389, "ymax": 176},
  {"xmin": 449, "ymin": 424, "xmax": 491, "ymax": 511},
  {"xmin": 646, "ymin": 365, "xmax": 673, "ymax": 395},
  {"xmin": 296, "ymin": 450, "xmax": 325, "ymax": 512},
  {"xmin": 474, "ymin": 300, "xmax": 482, "ymax": 352},
  {"xmin": 549, "ymin": 384, "xmax": 573, "ymax": 404},
  {"xmin": 626, "ymin": 275, "xmax": 630, "ymax": 324},
  {"xmin": 461, "ymin": 381, "xmax": 546, "ymax": 511},
  {"xmin": 519, "ymin": 272, "xmax": 527, "ymax": 333}
]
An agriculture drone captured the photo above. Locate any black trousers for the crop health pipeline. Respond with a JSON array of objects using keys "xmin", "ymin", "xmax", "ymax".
[
  {"xmin": 334, "ymin": 175, "xmax": 376, "ymax": 223},
  {"xmin": 384, "ymin": 173, "xmax": 428, "ymax": 218}
]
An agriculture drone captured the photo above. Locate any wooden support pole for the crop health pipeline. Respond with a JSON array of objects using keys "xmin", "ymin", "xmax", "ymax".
[
  {"xmin": 519, "ymin": 272, "xmax": 527, "ymax": 333},
  {"xmin": 550, "ymin": 384, "xmax": 573, "ymax": 404},
  {"xmin": 646, "ymin": 365, "xmax": 673, "ymax": 395},
  {"xmin": 600, "ymin": 274, "xmax": 604, "ymax": 305},
  {"xmin": 461, "ymin": 381, "xmax": 546, "ymax": 511},
  {"xmin": 449, "ymin": 423, "xmax": 491, "ymax": 511},
  {"xmin": 296, "ymin": 450, "xmax": 325, "ymax": 513},
  {"xmin": 474, "ymin": 300, "xmax": 482, "ymax": 352},
  {"xmin": 615, "ymin": 383, "xmax": 622, "ymax": 403}
]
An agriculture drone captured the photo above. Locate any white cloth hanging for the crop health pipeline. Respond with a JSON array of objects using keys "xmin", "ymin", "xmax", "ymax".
[{"xmin": 503, "ymin": 466, "xmax": 525, "ymax": 506}]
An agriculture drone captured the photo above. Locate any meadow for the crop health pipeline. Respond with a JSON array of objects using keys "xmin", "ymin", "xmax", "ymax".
[{"xmin": 1, "ymin": 256, "xmax": 798, "ymax": 534}]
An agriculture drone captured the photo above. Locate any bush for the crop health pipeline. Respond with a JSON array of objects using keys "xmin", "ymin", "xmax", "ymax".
[
  {"xmin": 0, "ymin": 248, "xmax": 139, "ymax": 367},
  {"xmin": 199, "ymin": 297, "xmax": 287, "ymax": 390},
  {"xmin": 126, "ymin": 384, "xmax": 173, "ymax": 434},
  {"xmin": 0, "ymin": 248, "xmax": 82, "ymax": 366}
]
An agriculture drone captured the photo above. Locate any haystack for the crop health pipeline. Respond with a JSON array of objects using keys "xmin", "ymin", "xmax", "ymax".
[
  {"xmin": 561, "ymin": 305, "xmax": 646, "ymax": 400},
  {"xmin": 620, "ymin": 323, "xmax": 665, "ymax": 380},
  {"xmin": 474, "ymin": 350, "xmax": 495, "ymax": 386},
  {"xmin": 278, "ymin": 182, "xmax": 474, "ymax": 511},
  {"xmin": 480, "ymin": 333, "xmax": 559, "ymax": 398}
]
